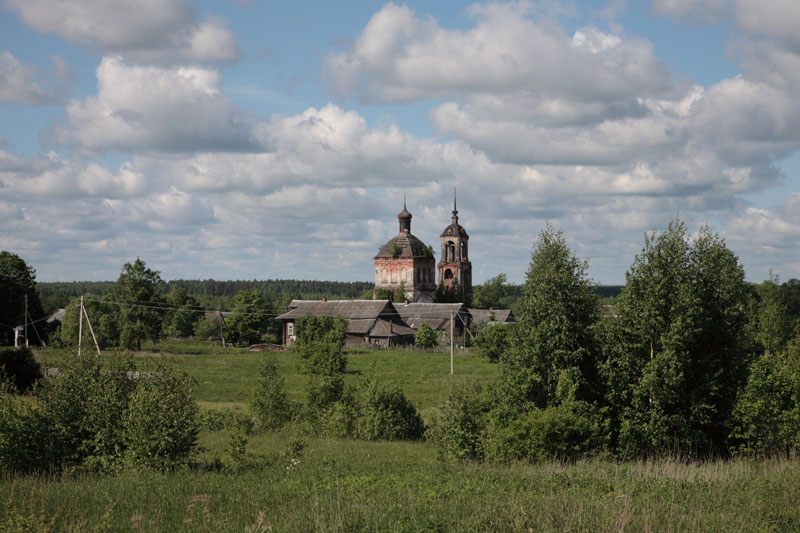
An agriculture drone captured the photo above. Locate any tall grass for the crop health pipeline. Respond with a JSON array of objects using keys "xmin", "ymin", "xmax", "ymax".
[{"xmin": 10, "ymin": 340, "xmax": 798, "ymax": 531}]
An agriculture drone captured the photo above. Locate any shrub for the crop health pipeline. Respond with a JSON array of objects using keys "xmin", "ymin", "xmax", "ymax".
[
  {"xmin": 296, "ymin": 341, "xmax": 347, "ymax": 375},
  {"xmin": 250, "ymin": 353, "xmax": 292, "ymax": 430},
  {"xmin": 428, "ymin": 388, "xmax": 487, "ymax": 462},
  {"xmin": 0, "ymin": 379, "xmax": 51, "ymax": 473},
  {"xmin": 414, "ymin": 322, "xmax": 438, "ymax": 349},
  {"xmin": 731, "ymin": 343, "xmax": 800, "ymax": 454},
  {"xmin": 0, "ymin": 347, "xmax": 42, "ymax": 392},
  {"xmin": 485, "ymin": 402, "xmax": 608, "ymax": 463},
  {"xmin": 473, "ymin": 324, "xmax": 509, "ymax": 363},
  {"xmin": 355, "ymin": 377, "xmax": 425, "ymax": 441},
  {"xmin": 123, "ymin": 364, "xmax": 199, "ymax": 468}
]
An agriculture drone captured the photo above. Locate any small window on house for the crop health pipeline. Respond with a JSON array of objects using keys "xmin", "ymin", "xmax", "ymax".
[{"xmin": 287, "ymin": 323, "xmax": 294, "ymax": 336}]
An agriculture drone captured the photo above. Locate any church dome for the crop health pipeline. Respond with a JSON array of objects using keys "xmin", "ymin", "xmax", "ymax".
[{"xmin": 375, "ymin": 233, "xmax": 432, "ymax": 259}]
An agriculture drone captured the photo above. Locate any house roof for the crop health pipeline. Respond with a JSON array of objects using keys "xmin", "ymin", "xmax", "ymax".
[
  {"xmin": 278, "ymin": 299, "xmax": 395, "ymax": 321},
  {"xmin": 468, "ymin": 308, "xmax": 514, "ymax": 325},
  {"xmin": 396, "ymin": 302, "xmax": 469, "ymax": 330},
  {"xmin": 375, "ymin": 232, "xmax": 433, "ymax": 259},
  {"xmin": 369, "ymin": 319, "xmax": 417, "ymax": 338}
]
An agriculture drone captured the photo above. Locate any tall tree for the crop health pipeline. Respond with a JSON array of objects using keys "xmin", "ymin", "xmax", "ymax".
[
  {"xmin": 473, "ymin": 273, "xmax": 512, "ymax": 309},
  {"xmin": 163, "ymin": 286, "xmax": 201, "ymax": 338},
  {"xmin": 226, "ymin": 289, "xmax": 271, "ymax": 346},
  {"xmin": 602, "ymin": 218, "xmax": 751, "ymax": 455},
  {"xmin": 500, "ymin": 224, "xmax": 600, "ymax": 411},
  {"xmin": 0, "ymin": 251, "xmax": 44, "ymax": 346},
  {"xmin": 112, "ymin": 258, "xmax": 165, "ymax": 350}
]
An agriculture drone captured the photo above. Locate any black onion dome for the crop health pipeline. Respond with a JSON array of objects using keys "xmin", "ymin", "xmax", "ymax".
[{"xmin": 398, "ymin": 204, "xmax": 412, "ymax": 220}]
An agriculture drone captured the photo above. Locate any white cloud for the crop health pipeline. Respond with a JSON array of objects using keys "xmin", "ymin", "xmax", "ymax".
[
  {"xmin": 3, "ymin": 0, "xmax": 239, "ymax": 64},
  {"xmin": 0, "ymin": 51, "xmax": 60, "ymax": 105},
  {"xmin": 52, "ymin": 57, "xmax": 259, "ymax": 153},
  {"xmin": 323, "ymin": 2, "xmax": 673, "ymax": 110}
]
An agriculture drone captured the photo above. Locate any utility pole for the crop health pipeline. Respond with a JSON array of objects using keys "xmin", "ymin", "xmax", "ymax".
[
  {"xmin": 450, "ymin": 309, "xmax": 454, "ymax": 375},
  {"xmin": 24, "ymin": 294, "xmax": 28, "ymax": 348},
  {"xmin": 78, "ymin": 296, "xmax": 84, "ymax": 356},
  {"xmin": 218, "ymin": 303, "xmax": 226, "ymax": 348}
]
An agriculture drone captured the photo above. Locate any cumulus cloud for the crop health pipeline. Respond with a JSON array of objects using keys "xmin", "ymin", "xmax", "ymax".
[
  {"xmin": 0, "ymin": 51, "xmax": 61, "ymax": 104},
  {"xmin": 52, "ymin": 57, "xmax": 259, "ymax": 153},
  {"xmin": 3, "ymin": 0, "xmax": 239, "ymax": 64},
  {"xmin": 323, "ymin": 2, "xmax": 674, "ymax": 110}
]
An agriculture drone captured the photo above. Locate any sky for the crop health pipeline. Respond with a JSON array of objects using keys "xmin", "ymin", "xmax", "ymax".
[{"xmin": 1, "ymin": 0, "xmax": 799, "ymax": 285}]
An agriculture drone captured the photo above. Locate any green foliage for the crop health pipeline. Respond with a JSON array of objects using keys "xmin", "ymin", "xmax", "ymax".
[
  {"xmin": 163, "ymin": 286, "xmax": 201, "ymax": 338},
  {"xmin": 473, "ymin": 324, "xmax": 509, "ymax": 363},
  {"xmin": 294, "ymin": 314, "xmax": 348, "ymax": 375},
  {"xmin": 473, "ymin": 273, "xmax": 513, "ymax": 309},
  {"xmin": 193, "ymin": 313, "xmax": 222, "ymax": 341},
  {"xmin": 731, "ymin": 340, "xmax": 800, "ymax": 454},
  {"xmin": 250, "ymin": 353, "xmax": 292, "ymax": 430},
  {"xmin": 355, "ymin": 375, "xmax": 425, "ymax": 441},
  {"xmin": 485, "ymin": 402, "xmax": 608, "ymax": 463},
  {"xmin": 0, "ymin": 347, "xmax": 41, "ymax": 392},
  {"xmin": 434, "ymin": 281, "xmax": 473, "ymax": 306},
  {"xmin": 504, "ymin": 223, "xmax": 600, "ymax": 410},
  {"xmin": 0, "ymin": 379, "xmax": 51, "ymax": 473},
  {"xmin": 373, "ymin": 288, "xmax": 395, "ymax": 301},
  {"xmin": 414, "ymin": 322, "xmax": 438, "ymax": 349},
  {"xmin": 602, "ymin": 218, "xmax": 751, "ymax": 455},
  {"xmin": 226, "ymin": 289, "xmax": 271, "ymax": 346},
  {"xmin": 389, "ymin": 241, "xmax": 401, "ymax": 258},
  {"xmin": 0, "ymin": 251, "xmax": 45, "ymax": 346},
  {"xmin": 123, "ymin": 364, "xmax": 199, "ymax": 468},
  {"xmin": 428, "ymin": 387, "xmax": 487, "ymax": 462},
  {"xmin": 58, "ymin": 296, "xmax": 119, "ymax": 349},
  {"xmin": 112, "ymin": 258, "xmax": 166, "ymax": 350},
  {"xmin": 393, "ymin": 281, "xmax": 407, "ymax": 303},
  {"xmin": 748, "ymin": 274, "xmax": 792, "ymax": 354}
]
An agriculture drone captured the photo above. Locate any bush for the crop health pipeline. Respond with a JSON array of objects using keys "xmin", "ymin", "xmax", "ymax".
[
  {"xmin": 250, "ymin": 353, "xmax": 292, "ymax": 430},
  {"xmin": 485, "ymin": 402, "xmax": 608, "ymax": 463},
  {"xmin": 296, "ymin": 341, "xmax": 347, "ymax": 375},
  {"xmin": 731, "ymin": 343, "xmax": 800, "ymax": 454},
  {"xmin": 0, "ymin": 380, "xmax": 51, "ymax": 473},
  {"xmin": 473, "ymin": 324, "xmax": 509, "ymax": 363},
  {"xmin": 414, "ymin": 322, "xmax": 438, "ymax": 349},
  {"xmin": 355, "ymin": 377, "xmax": 425, "ymax": 441},
  {"xmin": 123, "ymin": 364, "xmax": 199, "ymax": 468},
  {"xmin": 0, "ymin": 347, "xmax": 42, "ymax": 392},
  {"xmin": 428, "ymin": 388, "xmax": 487, "ymax": 462}
]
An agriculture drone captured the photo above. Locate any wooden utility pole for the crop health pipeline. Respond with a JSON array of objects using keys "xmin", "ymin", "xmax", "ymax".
[
  {"xmin": 78, "ymin": 296, "xmax": 84, "ymax": 356},
  {"xmin": 82, "ymin": 302, "xmax": 102, "ymax": 355},
  {"xmin": 450, "ymin": 309, "xmax": 454, "ymax": 375},
  {"xmin": 218, "ymin": 304, "xmax": 226, "ymax": 348}
]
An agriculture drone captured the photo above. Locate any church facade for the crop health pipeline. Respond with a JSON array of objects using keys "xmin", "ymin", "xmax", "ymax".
[{"xmin": 374, "ymin": 195, "xmax": 472, "ymax": 303}]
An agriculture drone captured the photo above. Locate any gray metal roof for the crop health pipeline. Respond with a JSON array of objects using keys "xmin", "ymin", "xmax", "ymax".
[{"xmin": 374, "ymin": 232, "xmax": 433, "ymax": 259}]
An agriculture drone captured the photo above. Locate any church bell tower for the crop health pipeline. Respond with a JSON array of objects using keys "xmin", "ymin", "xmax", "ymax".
[{"xmin": 437, "ymin": 190, "xmax": 472, "ymax": 299}]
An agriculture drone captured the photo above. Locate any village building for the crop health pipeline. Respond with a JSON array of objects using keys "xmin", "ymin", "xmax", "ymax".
[
  {"xmin": 373, "ymin": 201, "xmax": 436, "ymax": 302},
  {"xmin": 395, "ymin": 302, "xmax": 471, "ymax": 343},
  {"xmin": 276, "ymin": 299, "xmax": 416, "ymax": 348},
  {"xmin": 437, "ymin": 192, "xmax": 472, "ymax": 300}
]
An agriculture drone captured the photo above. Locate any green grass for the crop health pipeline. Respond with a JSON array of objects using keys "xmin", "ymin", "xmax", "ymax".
[{"xmin": 6, "ymin": 340, "xmax": 798, "ymax": 531}]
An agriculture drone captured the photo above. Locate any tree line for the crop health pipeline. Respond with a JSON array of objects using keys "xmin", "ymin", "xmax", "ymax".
[{"xmin": 439, "ymin": 217, "xmax": 800, "ymax": 460}]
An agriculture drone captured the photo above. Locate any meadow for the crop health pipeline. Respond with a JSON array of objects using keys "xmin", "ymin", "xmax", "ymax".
[{"xmin": 3, "ymin": 342, "xmax": 800, "ymax": 531}]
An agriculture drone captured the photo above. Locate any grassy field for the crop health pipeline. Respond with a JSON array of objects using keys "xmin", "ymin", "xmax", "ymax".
[{"xmin": 2, "ymin": 341, "xmax": 800, "ymax": 531}]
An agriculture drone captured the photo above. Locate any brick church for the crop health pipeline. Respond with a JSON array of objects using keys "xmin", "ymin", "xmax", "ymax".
[{"xmin": 374, "ymin": 193, "xmax": 472, "ymax": 303}]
